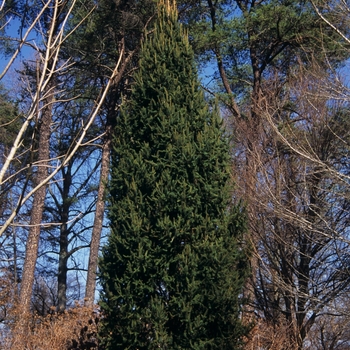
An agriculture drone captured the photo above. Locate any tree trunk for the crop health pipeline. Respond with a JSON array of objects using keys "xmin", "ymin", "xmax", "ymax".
[
  {"xmin": 57, "ymin": 246, "xmax": 68, "ymax": 312},
  {"xmin": 57, "ymin": 165, "xmax": 72, "ymax": 312},
  {"xmin": 84, "ymin": 46, "xmax": 133, "ymax": 307},
  {"xmin": 16, "ymin": 76, "xmax": 54, "ymax": 339},
  {"xmin": 85, "ymin": 122, "xmax": 111, "ymax": 307}
]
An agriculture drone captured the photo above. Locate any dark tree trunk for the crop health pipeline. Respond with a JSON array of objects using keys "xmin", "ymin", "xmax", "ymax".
[{"xmin": 57, "ymin": 165, "xmax": 72, "ymax": 312}]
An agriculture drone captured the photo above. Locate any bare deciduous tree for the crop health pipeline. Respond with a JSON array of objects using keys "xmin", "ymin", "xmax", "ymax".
[{"xmin": 235, "ymin": 64, "xmax": 350, "ymax": 348}]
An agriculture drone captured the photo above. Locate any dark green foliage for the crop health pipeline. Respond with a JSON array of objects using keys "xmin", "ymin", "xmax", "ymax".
[
  {"xmin": 182, "ymin": 0, "xmax": 350, "ymax": 99},
  {"xmin": 63, "ymin": 0, "xmax": 156, "ymax": 71},
  {"xmin": 0, "ymin": 87, "xmax": 20, "ymax": 218},
  {"xmin": 0, "ymin": 88, "xmax": 19, "ymax": 150},
  {"xmin": 98, "ymin": 4, "xmax": 249, "ymax": 350}
]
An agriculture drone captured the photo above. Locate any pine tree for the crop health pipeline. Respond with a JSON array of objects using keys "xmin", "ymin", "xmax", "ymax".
[{"xmin": 98, "ymin": 1, "xmax": 249, "ymax": 349}]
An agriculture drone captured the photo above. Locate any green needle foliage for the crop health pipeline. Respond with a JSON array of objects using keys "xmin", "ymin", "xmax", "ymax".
[{"xmin": 99, "ymin": 2, "xmax": 249, "ymax": 349}]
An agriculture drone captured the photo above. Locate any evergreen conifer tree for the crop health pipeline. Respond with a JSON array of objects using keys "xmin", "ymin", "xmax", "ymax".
[{"xmin": 99, "ymin": 1, "xmax": 249, "ymax": 348}]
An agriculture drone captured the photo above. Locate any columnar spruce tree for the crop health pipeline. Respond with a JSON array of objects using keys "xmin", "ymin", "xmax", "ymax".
[{"xmin": 99, "ymin": 1, "xmax": 249, "ymax": 349}]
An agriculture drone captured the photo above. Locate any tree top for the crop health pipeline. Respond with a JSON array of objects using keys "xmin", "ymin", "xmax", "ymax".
[{"xmin": 158, "ymin": 0, "xmax": 177, "ymax": 17}]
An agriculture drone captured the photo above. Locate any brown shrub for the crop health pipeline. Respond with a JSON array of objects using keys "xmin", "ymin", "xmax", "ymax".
[
  {"xmin": 244, "ymin": 318, "xmax": 298, "ymax": 350},
  {"xmin": 1, "ymin": 301, "xmax": 99, "ymax": 350}
]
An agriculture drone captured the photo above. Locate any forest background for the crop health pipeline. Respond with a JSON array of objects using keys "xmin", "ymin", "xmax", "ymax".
[{"xmin": 0, "ymin": 0, "xmax": 350, "ymax": 349}]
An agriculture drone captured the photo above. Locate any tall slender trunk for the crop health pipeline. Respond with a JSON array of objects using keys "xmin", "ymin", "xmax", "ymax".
[
  {"xmin": 84, "ymin": 44, "xmax": 133, "ymax": 307},
  {"xmin": 57, "ymin": 165, "xmax": 72, "ymax": 312},
  {"xmin": 85, "ymin": 120, "xmax": 112, "ymax": 307},
  {"xmin": 85, "ymin": 86, "xmax": 116, "ymax": 307},
  {"xmin": 84, "ymin": 81, "xmax": 117, "ymax": 309},
  {"xmin": 15, "ymin": 77, "xmax": 54, "ymax": 344},
  {"xmin": 57, "ymin": 237, "xmax": 68, "ymax": 311},
  {"xmin": 16, "ymin": 0, "xmax": 68, "ymax": 323}
]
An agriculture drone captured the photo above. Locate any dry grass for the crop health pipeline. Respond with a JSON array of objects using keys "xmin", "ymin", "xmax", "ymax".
[
  {"xmin": 244, "ymin": 318, "xmax": 298, "ymax": 350},
  {"xmin": 1, "ymin": 301, "xmax": 99, "ymax": 350}
]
